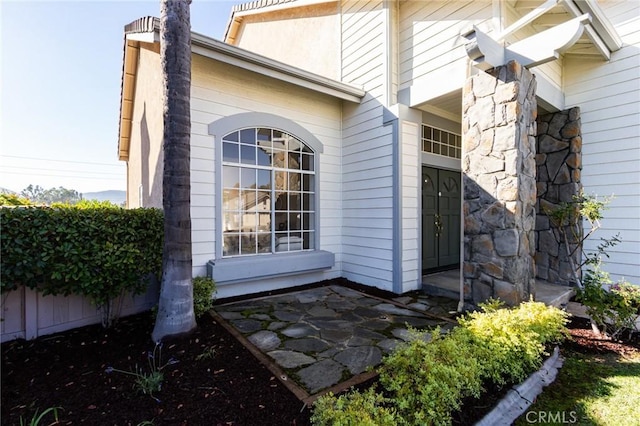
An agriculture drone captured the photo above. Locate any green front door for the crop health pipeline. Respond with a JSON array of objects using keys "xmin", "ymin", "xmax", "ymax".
[{"xmin": 422, "ymin": 166, "xmax": 461, "ymax": 273}]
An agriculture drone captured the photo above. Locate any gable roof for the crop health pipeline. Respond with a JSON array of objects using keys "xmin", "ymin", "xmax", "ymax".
[
  {"xmin": 117, "ymin": 15, "xmax": 364, "ymax": 161},
  {"xmin": 224, "ymin": 0, "xmax": 332, "ymax": 44}
]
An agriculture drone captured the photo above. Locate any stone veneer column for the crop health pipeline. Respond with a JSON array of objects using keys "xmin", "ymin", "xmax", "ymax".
[
  {"xmin": 462, "ymin": 60, "xmax": 537, "ymax": 306},
  {"xmin": 535, "ymin": 108, "xmax": 582, "ymax": 285}
]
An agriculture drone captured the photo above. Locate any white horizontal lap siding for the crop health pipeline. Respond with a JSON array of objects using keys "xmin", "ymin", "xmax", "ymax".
[
  {"xmin": 190, "ymin": 54, "xmax": 343, "ymax": 279},
  {"xmin": 341, "ymin": 109, "xmax": 394, "ymax": 290},
  {"xmin": 340, "ymin": 1, "xmax": 395, "ymax": 291},
  {"xmin": 564, "ymin": 1, "xmax": 640, "ymax": 285},
  {"xmin": 399, "ymin": 0, "xmax": 491, "ymax": 89},
  {"xmin": 401, "ymin": 120, "xmax": 420, "ymax": 291}
]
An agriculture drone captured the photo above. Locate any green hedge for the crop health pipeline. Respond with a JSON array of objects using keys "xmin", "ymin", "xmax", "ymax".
[
  {"xmin": 312, "ymin": 300, "xmax": 569, "ymax": 426},
  {"xmin": 0, "ymin": 206, "xmax": 163, "ymax": 312}
]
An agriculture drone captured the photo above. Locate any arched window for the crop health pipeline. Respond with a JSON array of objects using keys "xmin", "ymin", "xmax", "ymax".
[{"xmin": 221, "ymin": 127, "xmax": 315, "ymax": 257}]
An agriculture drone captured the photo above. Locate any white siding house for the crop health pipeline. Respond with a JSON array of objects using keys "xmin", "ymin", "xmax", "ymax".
[
  {"xmin": 118, "ymin": 0, "xmax": 639, "ymax": 302},
  {"xmin": 565, "ymin": 0, "xmax": 640, "ymax": 284}
]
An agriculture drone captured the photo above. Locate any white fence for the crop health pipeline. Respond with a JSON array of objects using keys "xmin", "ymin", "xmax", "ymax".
[{"xmin": 1, "ymin": 283, "xmax": 159, "ymax": 343}]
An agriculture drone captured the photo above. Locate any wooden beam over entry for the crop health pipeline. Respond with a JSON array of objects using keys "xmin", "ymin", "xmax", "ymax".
[
  {"xmin": 495, "ymin": 0, "xmax": 560, "ymax": 41},
  {"xmin": 466, "ymin": 14, "xmax": 591, "ymax": 70}
]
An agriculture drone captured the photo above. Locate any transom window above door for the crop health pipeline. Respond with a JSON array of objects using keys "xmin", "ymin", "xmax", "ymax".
[
  {"xmin": 221, "ymin": 128, "xmax": 315, "ymax": 257},
  {"xmin": 422, "ymin": 125, "xmax": 461, "ymax": 159}
]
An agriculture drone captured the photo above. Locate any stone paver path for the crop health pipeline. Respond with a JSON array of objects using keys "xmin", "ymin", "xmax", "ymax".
[{"xmin": 213, "ymin": 285, "xmax": 458, "ymax": 397}]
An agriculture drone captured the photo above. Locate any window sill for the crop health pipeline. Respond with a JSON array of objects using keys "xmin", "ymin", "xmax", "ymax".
[{"xmin": 206, "ymin": 251, "xmax": 335, "ymax": 285}]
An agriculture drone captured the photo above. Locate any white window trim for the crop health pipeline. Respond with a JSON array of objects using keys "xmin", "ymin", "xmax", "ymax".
[
  {"xmin": 220, "ymin": 129, "xmax": 316, "ymax": 256},
  {"xmin": 208, "ymin": 113, "xmax": 333, "ymax": 285}
]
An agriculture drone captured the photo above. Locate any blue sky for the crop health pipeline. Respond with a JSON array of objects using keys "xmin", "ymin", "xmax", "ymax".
[{"xmin": 1, "ymin": 0, "xmax": 239, "ymax": 194}]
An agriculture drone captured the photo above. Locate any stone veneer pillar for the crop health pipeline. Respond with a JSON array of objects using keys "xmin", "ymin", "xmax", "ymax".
[
  {"xmin": 535, "ymin": 108, "xmax": 582, "ymax": 285},
  {"xmin": 462, "ymin": 60, "xmax": 537, "ymax": 306}
]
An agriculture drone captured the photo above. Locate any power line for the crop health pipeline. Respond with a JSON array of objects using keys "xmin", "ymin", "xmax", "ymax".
[
  {"xmin": 1, "ymin": 171, "xmax": 124, "ymax": 181},
  {"xmin": 0, "ymin": 165, "xmax": 123, "ymax": 176},
  {"xmin": 0, "ymin": 155, "xmax": 125, "ymax": 168}
]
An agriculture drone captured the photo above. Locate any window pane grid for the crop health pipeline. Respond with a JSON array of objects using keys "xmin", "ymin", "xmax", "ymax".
[
  {"xmin": 421, "ymin": 125, "xmax": 461, "ymax": 159},
  {"xmin": 222, "ymin": 127, "xmax": 316, "ymax": 258}
]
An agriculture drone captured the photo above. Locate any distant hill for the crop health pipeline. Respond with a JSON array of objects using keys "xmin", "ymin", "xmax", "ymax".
[{"xmin": 83, "ymin": 190, "xmax": 126, "ymax": 205}]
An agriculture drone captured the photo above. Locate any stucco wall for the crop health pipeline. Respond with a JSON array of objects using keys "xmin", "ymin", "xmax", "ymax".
[
  {"xmin": 233, "ymin": 2, "xmax": 341, "ymax": 80},
  {"xmin": 126, "ymin": 43, "xmax": 164, "ymax": 209}
]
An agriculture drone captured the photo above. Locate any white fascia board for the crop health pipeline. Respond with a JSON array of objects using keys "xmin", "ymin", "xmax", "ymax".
[
  {"xmin": 563, "ymin": 0, "xmax": 618, "ymax": 59},
  {"xmin": 574, "ymin": 0, "xmax": 623, "ymax": 51},
  {"xmin": 191, "ymin": 33, "xmax": 365, "ymax": 103},
  {"xmin": 233, "ymin": 0, "xmax": 332, "ymax": 17},
  {"xmin": 534, "ymin": 72, "xmax": 565, "ymax": 112},
  {"xmin": 125, "ymin": 31, "xmax": 159, "ymax": 44}
]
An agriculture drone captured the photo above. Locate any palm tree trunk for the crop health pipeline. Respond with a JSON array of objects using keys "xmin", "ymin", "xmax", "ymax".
[{"xmin": 152, "ymin": 0, "xmax": 196, "ymax": 342}]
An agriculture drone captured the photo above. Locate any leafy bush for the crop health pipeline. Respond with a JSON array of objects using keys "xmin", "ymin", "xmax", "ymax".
[
  {"xmin": 379, "ymin": 327, "xmax": 484, "ymax": 425},
  {"xmin": 0, "ymin": 193, "xmax": 33, "ymax": 206},
  {"xmin": 1, "ymin": 205, "xmax": 163, "ymax": 326},
  {"xmin": 577, "ymin": 267, "xmax": 640, "ymax": 339},
  {"xmin": 193, "ymin": 276, "xmax": 216, "ymax": 318},
  {"xmin": 312, "ymin": 301, "xmax": 568, "ymax": 426},
  {"xmin": 53, "ymin": 199, "xmax": 122, "ymax": 209},
  {"xmin": 545, "ymin": 193, "xmax": 620, "ymax": 287},
  {"xmin": 311, "ymin": 387, "xmax": 398, "ymax": 426},
  {"xmin": 460, "ymin": 299, "xmax": 569, "ymax": 385}
]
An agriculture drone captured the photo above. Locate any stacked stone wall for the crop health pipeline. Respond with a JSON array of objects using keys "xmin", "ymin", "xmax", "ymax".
[
  {"xmin": 535, "ymin": 108, "xmax": 582, "ymax": 285},
  {"xmin": 462, "ymin": 61, "xmax": 537, "ymax": 306}
]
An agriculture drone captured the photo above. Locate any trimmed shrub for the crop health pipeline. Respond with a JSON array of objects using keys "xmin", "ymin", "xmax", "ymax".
[
  {"xmin": 1, "ymin": 205, "xmax": 163, "ymax": 326},
  {"xmin": 193, "ymin": 276, "xmax": 217, "ymax": 318},
  {"xmin": 379, "ymin": 327, "xmax": 484, "ymax": 426},
  {"xmin": 310, "ymin": 387, "xmax": 398, "ymax": 426},
  {"xmin": 312, "ymin": 301, "xmax": 569, "ymax": 426},
  {"xmin": 460, "ymin": 299, "xmax": 569, "ymax": 385}
]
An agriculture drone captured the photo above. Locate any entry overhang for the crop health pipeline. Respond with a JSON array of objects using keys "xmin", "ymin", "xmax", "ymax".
[
  {"xmin": 464, "ymin": 0, "xmax": 622, "ymax": 71},
  {"xmin": 466, "ymin": 14, "xmax": 591, "ymax": 71}
]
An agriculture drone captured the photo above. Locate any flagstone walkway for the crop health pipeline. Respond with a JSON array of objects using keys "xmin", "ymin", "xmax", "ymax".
[{"xmin": 212, "ymin": 285, "xmax": 458, "ymax": 402}]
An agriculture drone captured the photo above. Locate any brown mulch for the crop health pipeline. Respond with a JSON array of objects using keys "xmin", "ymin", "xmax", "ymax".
[
  {"xmin": 1, "ymin": 309, "xmax": 310, "ymax": 426},
  {"xmin": 2, "ymin": 282, "xmax": 638, "ymax": 426},
  {"xmin": 564, "ymin": 316, "xmax": 640, "ymax": 357}
]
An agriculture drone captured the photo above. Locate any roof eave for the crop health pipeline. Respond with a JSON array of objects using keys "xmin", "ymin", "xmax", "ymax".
[
  {"xmin": 117, "ymin": 39, "xmax": 140, "ymax": 162},
  {"xmin": 118, "ymin": 16, "xmax": 364, "ymax": 160},
  {"xmin": 191, "ymin": 31, "xmax": 365, "ymax": 102},
  {"xmin": 573, "ymin": 0, "xmax": 623, "ymax": 51}
]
